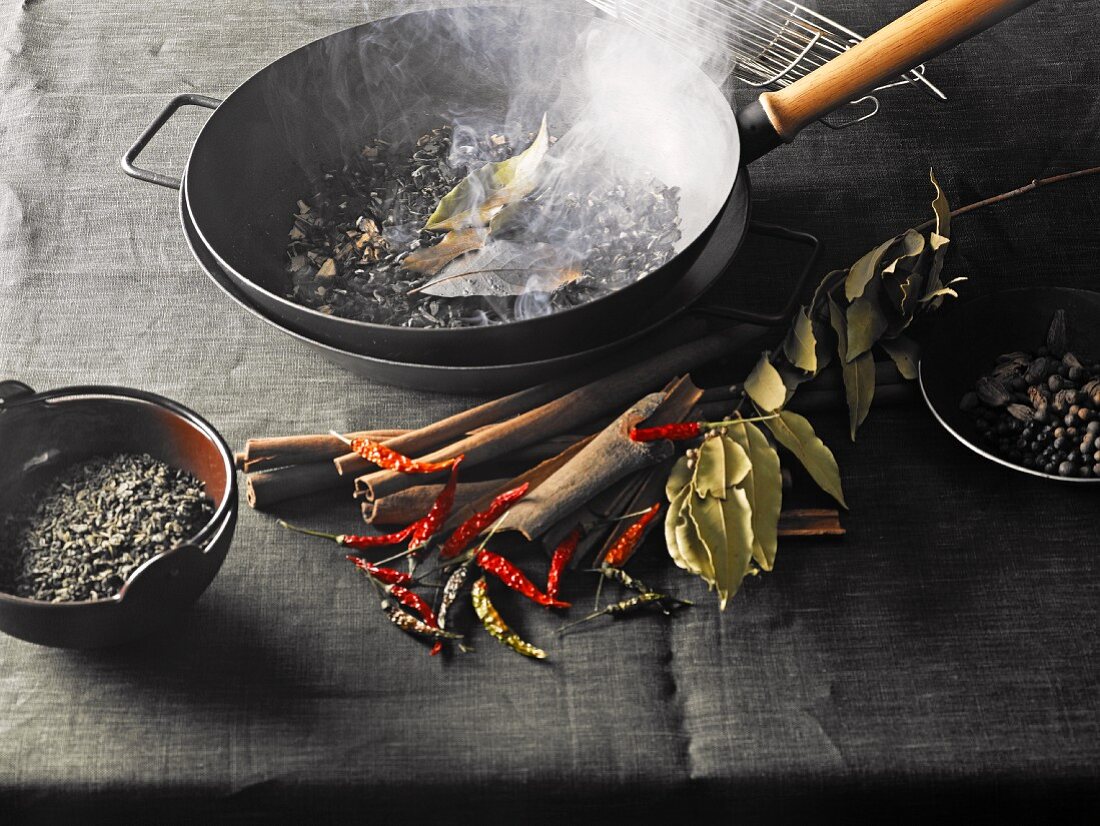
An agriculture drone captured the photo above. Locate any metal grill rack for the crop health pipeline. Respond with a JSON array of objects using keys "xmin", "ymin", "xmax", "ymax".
[{"xmin": 586, "ymin": 0, "xmax": 946, "ymax": 129}]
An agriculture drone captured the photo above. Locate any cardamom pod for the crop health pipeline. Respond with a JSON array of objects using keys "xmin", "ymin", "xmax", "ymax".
[
  {"xmin": 1024, "ymin": 357, "xmax": 1051, "ymax": 385},
  {"xmin": 1082, "ymin": 379, "xmax": 1100, "ymax": 398},
  {"xmin": 993, "ymin": 356, "xmax": 1028, "ymax": 378},
  {"xmin": 996, "ymin": 351, "xmax": 1030, "ymax": 363},
  {"xmin": 1062, "ymin": 352, "xmax": 1084, "ymax": 370},
  {"xmin": 976, "ymin": 376, "xmax": 1011, "ymax": 407},
  {"xmin": 1006, "ymin": 403, "xmax": 1034, "ymax": 422},
  {"xmin": 1047, "ymin": 309, "xmax": 1067, "ymax": 357},
  {"xmin": 1027, "ymin": 385, "xmax": 1049, "ymax": 409}
]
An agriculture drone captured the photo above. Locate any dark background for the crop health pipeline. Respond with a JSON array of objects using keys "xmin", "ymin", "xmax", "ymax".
[{"xmin": 0, "ymin": 0, "xmax": 1097, "ymax": 822}]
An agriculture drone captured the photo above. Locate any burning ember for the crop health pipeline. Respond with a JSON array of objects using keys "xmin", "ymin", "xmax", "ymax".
[{"xmin": 283, "ymin": 119, "xmax": 682, "ymax": 328}]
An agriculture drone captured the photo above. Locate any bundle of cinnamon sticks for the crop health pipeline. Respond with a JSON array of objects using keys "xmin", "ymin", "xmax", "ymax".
[{"xmin": 236, "ymin": 327, "xmax": 882, "ymax": 561}]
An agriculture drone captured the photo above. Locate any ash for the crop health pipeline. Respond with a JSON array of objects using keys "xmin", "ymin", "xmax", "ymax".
[{"xmin": 284, "ymin": 123, "xmax": 681, "ymax": 328}]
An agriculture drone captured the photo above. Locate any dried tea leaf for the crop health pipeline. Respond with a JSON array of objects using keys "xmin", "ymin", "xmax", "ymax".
[
  {"xmin": 718, "ymin": 486, "xmax": 755, "ymax": 609},
  {"xmin": 762, "ymin": 410, "xmax": 846, "ymax": 508},
  {"xmin": 921, "ymin": 171, "xmax": 952, "ymax": 303},
  {"xmin": 744, "ymin": 352, "xmax": 786, "ymax": 412},
  {"xmin": 425, "ymin": 114, "xmax": 550, "ymax": 231},
  {"xmin": 879, "ymin": 335, "xmax": 920, "ymax": 380},
  {"xmin": 783, "ymin": 306, "xmax": 818, "ymax": 373},
  {"xmin": 401, "ymin": 228, "xmax": 484, "ymax": 275},
  {"xmin": 412, "ymin": 242, "xmax": 580, "ymax": 298},
  {"xmin": 693, "ymin": 436, "xmax": 727, "ymax": 500},
  {"xmin": 727, "ymin": 425, "xmax": 781, "ymax": 572},
  {"xmin": 830, "ymin": 294, "xmax": 875, "ymax": 439}
]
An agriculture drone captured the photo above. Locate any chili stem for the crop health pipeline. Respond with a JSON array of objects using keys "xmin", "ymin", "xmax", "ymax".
[
  {"xmin": 328, "ymin": 430, "xmax": 354, "ymax": 446},
  {"xmin": 593, "ymin": 574, "xmax": 605, "ymax": 613},
  {"xmin": 706, "ymin": 414, "xmax": 779, "ymax": 428},
  {"xmin": 278, "ymin": 519, "xmax": 341, "ymax": 542},
  {"xmin": 375, "ymin": 547, "xmax": 416, "ymax": 567}
]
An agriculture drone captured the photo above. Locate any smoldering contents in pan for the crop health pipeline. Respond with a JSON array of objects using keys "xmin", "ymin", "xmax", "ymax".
[
  {"xmin": 266, "ymin": 5, "xmax": 740, "ymax": 328},
  {"xmin": 283, "ymin": 121, "xmax": 682, "ymax": 327}
]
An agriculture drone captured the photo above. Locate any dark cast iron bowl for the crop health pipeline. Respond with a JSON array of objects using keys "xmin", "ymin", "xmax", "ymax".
[
  {"xmin": 0, "ymin": 381, "xmax": 239, "ymax": 647},
  {"xmin": 919, "ymin": 287, "xmax": 1100, "ymax": 483}
]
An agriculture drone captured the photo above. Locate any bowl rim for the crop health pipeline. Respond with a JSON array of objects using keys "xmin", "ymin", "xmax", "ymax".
[
  {"xmin": 0, "ymin": 384, "xmax": 238, "ymax": 607},
  {"xmin": 917, "ymin": 286, "xmax": 1100, "ymax": 484}
]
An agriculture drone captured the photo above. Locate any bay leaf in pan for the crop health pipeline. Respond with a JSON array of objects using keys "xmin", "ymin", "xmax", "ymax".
[
  {"xmin": 424, "ymin": 114, "xmax": 550, "ymax": 232},
  {"xmin": 410, "ymin": 242, "xmax": 581, "ymax": 298}
]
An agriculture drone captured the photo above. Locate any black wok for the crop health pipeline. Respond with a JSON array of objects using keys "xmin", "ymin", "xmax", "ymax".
[{"xmin": 123, "ymin": 0, "xmax": 1035, "ymax": 367}]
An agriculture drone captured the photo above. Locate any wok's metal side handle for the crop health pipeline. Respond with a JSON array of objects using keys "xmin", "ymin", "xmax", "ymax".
[
  {"xmin": 0, "ymin": 380, "xmax": 35, "ymax": 408},
  {"xmin": 121, "ymin": 94, "xmax": 222, "ymax": 190},
  {"xmin": 696, "ymin": 221, "xmax": 822, "ymax": 327}
]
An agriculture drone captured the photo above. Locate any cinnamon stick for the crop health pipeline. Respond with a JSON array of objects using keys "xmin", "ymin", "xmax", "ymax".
[
  {"xmin": 246, "ymin": 462, "xmax": 342, "ymax": 510},
  {"xmin": 363, "ymin": 479, "xmax": 510, "ymax": 526},
  {"xmin": 777, "ymin": 508, "xmax": 844, "ymax": 536},
  {"xmin": 441, "ymin": 435, "xmax": 597, "ymax": 535},
  {"xmin": 504, "ymin": 393, "xmax": 673, "ymax": 542},
  {"xmin": 544, "ymin": 376, "xmax": 704, "ymax": 557},
  {"xmin": 241, "ymin": 429, "xmax": 408, "ymax": 473},
  {"xmin": 332, "ymin": 374, "xmax": 595, "ymax": 479},
  {"xmin": 354, "ymin": 327, "xmax": 765, "ymax": 501}
]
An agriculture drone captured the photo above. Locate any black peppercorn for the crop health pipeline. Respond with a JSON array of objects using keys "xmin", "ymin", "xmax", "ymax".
[
  {"xmin": 1049, "ymin": 374, "xmax": 1064, "ymax": 392},
  {"xmin": 1058, "ymin": 461, "xmax": 1076, "ymax": 477}
]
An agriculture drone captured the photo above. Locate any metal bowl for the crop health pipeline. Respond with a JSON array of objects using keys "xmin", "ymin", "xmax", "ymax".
[
  {"xmin": 0, "ymin": 381, "xmax": 238, "ymax": 647},
  {"xmin": 919, "ymin": 287, "xmax": 1100, "ymax": 483}
]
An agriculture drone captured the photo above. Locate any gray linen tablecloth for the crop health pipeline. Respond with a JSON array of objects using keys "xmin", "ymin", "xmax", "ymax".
[{"xmin": 1, "ymin": 0, "xmax": 1098, "ymax": 821}]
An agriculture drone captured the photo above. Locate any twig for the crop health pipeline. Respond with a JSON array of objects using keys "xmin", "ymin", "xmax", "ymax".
[{"xmin": 913, "ymin": 166, "xmax": 1100, "ymax": 232}]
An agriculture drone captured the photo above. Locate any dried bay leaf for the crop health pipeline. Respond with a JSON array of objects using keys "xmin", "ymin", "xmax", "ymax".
[
  {"xmin": 411, "ymin": 242, "xmax": 581, "ymax": 298},
  {"xmin": 666, "ymin": 453, "xmax": 693, "ymax": 499},
  {"xmin": 689, "ymin": 494, "xmax": 726, "ymax": 594},
  {"xmin": 672, "ymin": 496, "xmax": 716, "ymax": 584},
  {"xmin": 828, "ymin": 294, "xmax": 875, "ymax": 440},
  {"xmin": 727, "ymin": 425, "xmax": 781, "ymax": 572},
  {"xmin": 844, "ymin": 351, "xmax": 876, "ymax": 441},
  {"xmin": 744, "ymin": 352, "xmax": 786, "ymax": 412},
  {"xmin": 879, "ymin": 335, "xmax": 920, "ymax": 380},
  {"xmin": 845, "ymin": 278, "xmax": 890, "ymax": 362},
  {"xmin": 721, "ymin": 435, "xmax": 752, "ymax": 488},
  {"xmin": 401, "ymin": 228, "xmax": 485, "ymax": 275},
  {"xmin": 762, "ymin": 410, "xmax": 846, "ymax": 508},
  {"xmin": 425, "ymin": 114, "xmax": 550, "ymax": 231},
  {"xmin": 783, "ymin": 306, "xmax": 818, "ymax": 373},
  {"xmin": 694, "ymin": 436, "xmax": 727, "ymax": 500},
  {"xmin": 718, "ymin": 486, "xmax": 755, "ymax": 609},
  {"xmin": 844, "ymin": 237, "xmax": 895, "ymax": 302}
]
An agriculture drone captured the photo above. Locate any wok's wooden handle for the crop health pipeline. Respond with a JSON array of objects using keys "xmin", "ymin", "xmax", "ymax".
[{"xmin": 758, "ymin": 0, "xmax": 1039, "ymax": 140}]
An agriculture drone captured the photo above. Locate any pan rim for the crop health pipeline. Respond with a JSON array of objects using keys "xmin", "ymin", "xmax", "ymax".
[{"xmin": 183, "ymin": 5, "xmax": 742, "ymax": 342}]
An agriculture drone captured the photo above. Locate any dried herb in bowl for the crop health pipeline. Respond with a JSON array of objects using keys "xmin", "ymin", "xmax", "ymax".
[{"xmin": 0, "ymin": 453, "xmax": 214, "ymax": 602}]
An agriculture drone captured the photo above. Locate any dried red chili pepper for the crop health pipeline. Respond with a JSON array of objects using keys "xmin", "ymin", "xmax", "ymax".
[
  {"xmin": 602, "ymin": 502, "xmax": 661, "ymax": 568},
  {"xmin": 387, "ymin": 584, "xmax": 445, "ymax": 656},
  {"xmin": 347, "ymin": 435, "xmax": 460, "ymax": 474},
  {"xmin": 439, "ymin": 482, "xmax": 530, "ymax": 559},
  {"xmin": 629, "ymin": 414, "xmax": 779, "ymax": 443},
  {"xmin": 408, "ymin": 457, "xmax": 463, "ymax": 551},
  {"xmin": 346, "ymin": 556, "xmax": 413, "ymax": 586},
  {"xmin": 475, "ymin": 549, "xmax": 570, "ymax": 609},
  {"xmin": 546, "ymin": 527, "xmax": 581, "ymax": 602},
  {"xmin": 279, "ymin": 519, "xmax": 415, "ymax": 549},
  {"xmin": 629, "ymin": 422, "xmax": 702, "ymax": 443}
]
